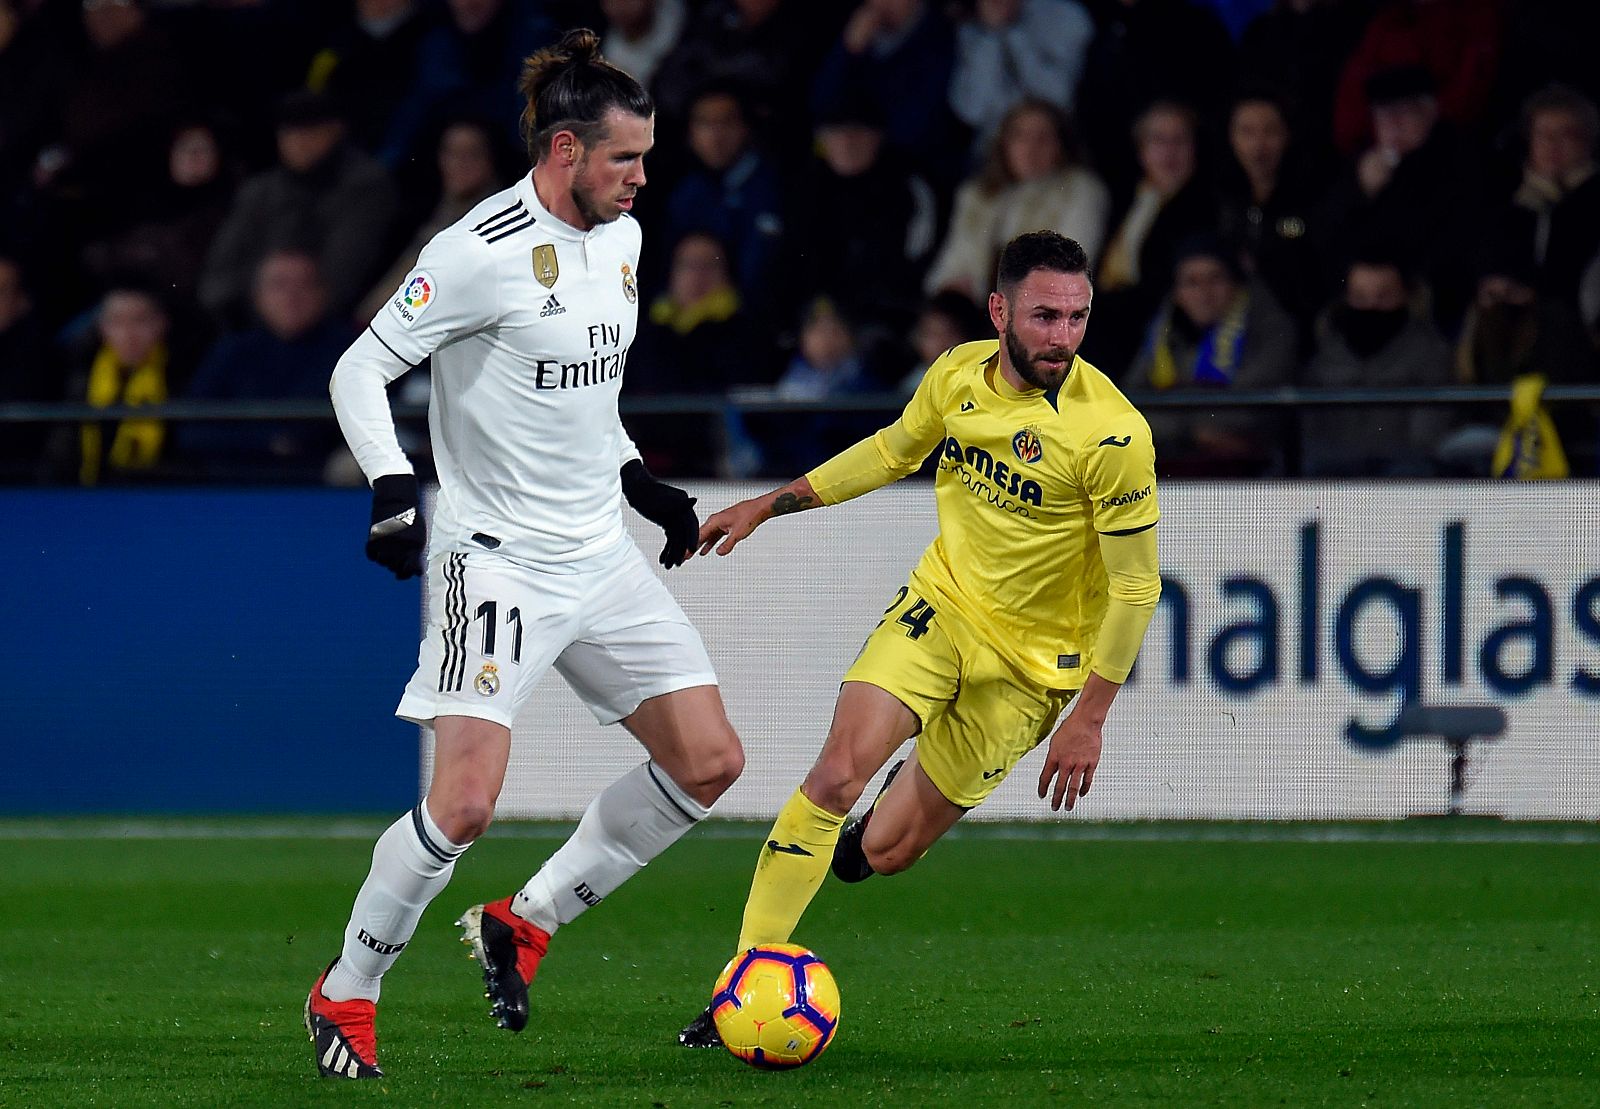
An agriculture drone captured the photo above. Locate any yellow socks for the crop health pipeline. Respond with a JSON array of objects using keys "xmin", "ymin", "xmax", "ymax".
[{"xmin": 735, "ymin": 788, "xmax": 845, "ymax": 951}]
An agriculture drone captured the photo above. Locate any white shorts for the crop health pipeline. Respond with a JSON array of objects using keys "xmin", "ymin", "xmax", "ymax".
[{"xmin": 396, "ymin": 541, "xmax": 717, "ymax": 728}]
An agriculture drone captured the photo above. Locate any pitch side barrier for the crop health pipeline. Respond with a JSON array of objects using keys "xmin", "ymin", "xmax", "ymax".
[{"xmin": 463, "ymin": 481, "xmax": 1600, "ymax": 822}]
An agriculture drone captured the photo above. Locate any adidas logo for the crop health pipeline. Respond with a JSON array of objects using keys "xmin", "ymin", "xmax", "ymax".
[{"xmin": 540, "ymin": 295, "xmax": 566, "ymax": 317}]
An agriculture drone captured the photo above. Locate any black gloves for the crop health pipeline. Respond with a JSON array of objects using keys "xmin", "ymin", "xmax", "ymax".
[
  {"xmin": 365, "ymin": 465, "xmax": 692, "ymax": 577},
  {"xmin": 620, "ymin": 458, "xmax": 698, "ymax": 569},
  {"xmin": 366, "ymin": 473, "xmax": 425, "ymax": 580}
]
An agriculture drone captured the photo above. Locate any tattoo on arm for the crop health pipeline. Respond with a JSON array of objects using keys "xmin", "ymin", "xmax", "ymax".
[{"xmin": 770, "ymin": 492, "xmax": 816, "ymax": 516}]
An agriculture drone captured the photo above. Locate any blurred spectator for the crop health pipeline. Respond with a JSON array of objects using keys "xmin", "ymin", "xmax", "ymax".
[
  {"xmin": 1299, "ymin": 255, "xmax": 1452, "ymax": 476},
  {"xmin": 778, "ymin": 298, "xmax": 870, "ymax": 400},
  {"xmin": 82, "ymin": 119, "xmax": 236, "ymax": 309},
  {"xmin": 1316, "ymin": 66, "xmax": 1479, "ymax": 329},
  {"xmin": 924, "ymin": 98, "xmax": 1110, "ymax": 300},
  {"xmin": 1332, "ymin": 0, "xmax": 1503, "ymax": 156},
  {"xmin": 654, "ymin": 0, "xmax": 838, "ymax": 147},
  {"xmin": 947, "ymin": 0, "xmax": 1095, "ymax": 155},
  {"xmin": 407, "ymin": 0, "xmax": 557, "ymax": 164},
  {"xmin": 1441, "ymin": 237, "xmax": 1600, "ymax": 475},
  {"xmin": 1093, "ymin": 100, "xmax": 1216, "ymax": 376},
  {"xmin": 1075, "ymin": 0, "xmax": 1236, "ymax": 195},
  {"xmin": 1486, "ymin": 86, "xmax": 1600, "ymax": 310},
  {"xmin": 601, "ymin": 0, "xmax": 687, "ymax": 89},
  {"xmin": 304, "ymin": 0, "xmax": 432, "ymax": 168},
  {"xmin": 183, "ymin": 250, "xmax": 355, "ymax": 480},
  {"xmin": 35, "ymin": 0, "xmax": 189, "ymax": 211},
  {"xmin": 0, "ymin": 253, "xmax": 53, "ymax": 479},
  {"xmin": 632, "ymin": 231, "xmax": 773, "ymax": 393},
  {"xmin": 54, "ymin": 281, "xmax": 183, "ymax": 486},
  {"xmin": 1237, "ymin": 0, "xmax": 1374, "ymax": 171},
  {"xmin": 812, "ymin": 0, "xmax": 957, "ymax": 179},
  {"xmin": 1191, "ymin": 0, "xmax": 1274, "ymax": 39},
  {"xmin": 791, "ymin": 100, "xmax": 939, "ymax": 336},
  {"xmin": 628, "ymin": 232, "xmax": 775, "ymax": 473},
  {"xmin": 358, "ymin": 118, "xmax": 504, "ymax": 322},
  {"xmin": 752, "ymin": 297, "xmax": 881, "ymax": 474},
  {"xmin": 899, "ymin": 289, "xmax": 990, "ymax": 391},
  {"xmin": 1492, "ymin": 0, "xmax": 1600, "ymax": 126},
  {"xmin": 0, "ymin": 0, "xmax": 70, "ymax": 200},
  {"xmin": 1214, "ymin": 90, "xmax": 1320, "ymax": 335},
  {"xmin": 200, "ymin": 91, "xmax": 398, "ymax": 327},
  {"xmin": 662, "ymin": 84, "xmax": 787, "ymax": 323},
  {"xmin": 1128, "ymin": 234, "xmax": 1296, "ymax": 475}
]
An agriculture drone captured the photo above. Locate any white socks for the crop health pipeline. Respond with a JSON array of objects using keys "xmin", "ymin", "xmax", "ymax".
[
  {"xmin": 512, "ymin": 761, "xmax": 709, "ymax": 935},
  {"xmin": 322, "ymin": 763, "xmax": 708, "ymax": 1001},
  {"xmin": 322, "ymin": 801, "xmax": 468, "ymax": 1003}
]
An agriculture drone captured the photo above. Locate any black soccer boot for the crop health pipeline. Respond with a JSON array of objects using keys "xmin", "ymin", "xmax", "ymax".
[
  {"xmin": 678, "ymin": 1003, "xmax": 722, "ymax": 1048},
  {"xmin": 831, "ymin": 759, "xmax": 905, "ymax": 883},
  {"xmin": 457, "ymin": 897, "xmax": 550, "ymax": 1032}
]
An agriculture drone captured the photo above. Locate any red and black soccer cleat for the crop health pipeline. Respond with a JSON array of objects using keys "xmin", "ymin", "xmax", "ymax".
[
  {"xmin": 457, "ymin": 897, "xmax": 550, "ymax": 1032},
  {"xmin": 304, "ymin": 960, "xmax": 383, "ymax": 1079}
]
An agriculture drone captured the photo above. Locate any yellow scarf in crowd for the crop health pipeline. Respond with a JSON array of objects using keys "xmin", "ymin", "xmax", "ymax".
[
  {"xmin": 649, "ymin": 286, "xmax": 740, "ymax": 336},
  {"xmin": 1493, "ymin": 373, "xmax": 1569, "ymax": 480},
  {"xmin": 80, "ymin": 342, "xmax": 168, "ymax": 485},
  {"xmin": 1147, "ymin": 292, "xmax": 1249, "ymax": 391}
]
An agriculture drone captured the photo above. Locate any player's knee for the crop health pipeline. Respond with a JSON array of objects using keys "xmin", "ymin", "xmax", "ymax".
[
  {"xmin": 801, "ymin": 755, "xmax": 869, "ymax": 816},
  {"xmin": 433, "ymin": 797, "xmax": 496, "ymax": 844},
  {"xmin": 862, "ymin": 836, "xmax": 918, "ymax": 876},
  {"xmin": 675, "ymin": 728, "xmax": 744, "ymax": 807}
]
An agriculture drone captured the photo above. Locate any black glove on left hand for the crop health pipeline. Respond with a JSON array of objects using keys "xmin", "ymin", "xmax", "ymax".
[
  {"xmin": 620, "ymin": 458, "xmax": 698, "ymax": 569},
  {"xmin": 366, "ymin": 473, "xmax": 425, "ymax": 580}
]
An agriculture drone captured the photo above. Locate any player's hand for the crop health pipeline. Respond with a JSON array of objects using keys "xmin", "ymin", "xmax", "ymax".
[
  {"xmin": 620, "ymin": 459, "xmax": 699, "ymax": 568},
  {"xmin": 696, "ymin": 496, "xmax": 769, "ymax": 557},
  {"xmin": 366, "ymin": 473, "xmax": 426, "ymax": 580},
  {"xmin": 1038, "ymin": 711, "xmax": 1102, "ymax": 812}
]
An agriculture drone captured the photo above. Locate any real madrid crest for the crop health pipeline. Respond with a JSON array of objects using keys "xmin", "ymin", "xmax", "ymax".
[
  {"xmin": 532, "ymin": 244, "xmax": 559, "ymax": 289},
  {"xmin": 1012, "ymin": 426, "xmax": 1044, "ymax": 464},
  {"xmin": 621, "ymin": 263, "xmax": 637, "ymax": 304},
  {"xmin": 475, "ymin": 663, "xmax": 501, "ymax": 697}
]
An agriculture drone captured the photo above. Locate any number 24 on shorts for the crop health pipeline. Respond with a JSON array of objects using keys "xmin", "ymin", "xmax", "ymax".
[{"xmin": 878, "ymin": 586, "xmax": 937, "ymax": 640}]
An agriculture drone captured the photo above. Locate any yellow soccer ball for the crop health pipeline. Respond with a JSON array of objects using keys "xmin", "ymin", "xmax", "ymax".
[{"xmin": 711, "ymin": 943, "xmax": 841, "ymax": 1069}]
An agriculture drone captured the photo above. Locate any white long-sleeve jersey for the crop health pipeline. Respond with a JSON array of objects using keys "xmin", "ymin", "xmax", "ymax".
[{"xmin": 331, "ymin": 174, "xmax": 645, "ymax": 570}]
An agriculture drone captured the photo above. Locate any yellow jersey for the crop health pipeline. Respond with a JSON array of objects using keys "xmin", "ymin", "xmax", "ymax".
[{"xmin": 807, "ymin": 341, "xmax": 1160, "ymax": 689}]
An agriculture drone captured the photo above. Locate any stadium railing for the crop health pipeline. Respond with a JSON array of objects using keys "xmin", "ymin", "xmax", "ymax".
[{"xmin": 3, "ymin": 385, "xmax": 1598, "ymax": 480}]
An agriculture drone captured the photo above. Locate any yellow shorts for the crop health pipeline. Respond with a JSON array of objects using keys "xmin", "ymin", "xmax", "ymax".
[{"xmin": 843, "ymin": 582, "xmax": 1075, "ymax": 809}]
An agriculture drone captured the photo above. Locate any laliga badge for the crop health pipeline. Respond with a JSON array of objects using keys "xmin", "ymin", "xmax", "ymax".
[
  {"xmin": 621, "ymin": 263, "xmax": 637, "ymax": 304},
  {"xmin": 475, "ymin": 664, "xmax": 501, "ymax": 697}
]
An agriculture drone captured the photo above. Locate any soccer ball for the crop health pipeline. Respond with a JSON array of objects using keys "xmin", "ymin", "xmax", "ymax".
[{"xmin": 711, "ymin": 943, "xmax": 841, "ymax": 1069}]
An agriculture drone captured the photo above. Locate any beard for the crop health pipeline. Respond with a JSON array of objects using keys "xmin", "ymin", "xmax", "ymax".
[
  {"xmin": 570, "ymin": 177, "xmax": 616, "ymax": 226},
  {"xmin": 1004, "ymin": 319, "xmax": 1076, "ymax": 390}
]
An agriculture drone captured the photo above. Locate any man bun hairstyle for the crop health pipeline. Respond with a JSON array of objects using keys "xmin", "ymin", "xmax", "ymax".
[
  {"xmin": 519, "ymin": 27, "xmax": 653, "ymax": 165},
  {"xmin": 996, "ymin": 230, "xmax": 1090, "ymax": 295}
]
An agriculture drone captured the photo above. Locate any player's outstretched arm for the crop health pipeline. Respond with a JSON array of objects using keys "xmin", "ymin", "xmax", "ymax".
[{"xmin": 697, "ymin": 476, "xmax": 821, "ymax": 557}]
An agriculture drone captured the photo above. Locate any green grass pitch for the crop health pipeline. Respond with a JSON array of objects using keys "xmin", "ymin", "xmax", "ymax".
[{"xmin": 3, "ymin": 821, "xmax": 1596, "ymax": 1107}]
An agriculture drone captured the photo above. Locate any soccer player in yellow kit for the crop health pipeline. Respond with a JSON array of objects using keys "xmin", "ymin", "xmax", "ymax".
[{"xmin": 678, "ymin": 231, "xmax": 1162, "ymax": 1046}]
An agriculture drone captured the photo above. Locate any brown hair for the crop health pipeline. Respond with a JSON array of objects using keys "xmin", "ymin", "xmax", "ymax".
[
  {"xmin": 976, "ymin": 98, "xmax": 1081, "ymax": 197},
  {"xmin": 518, "ymin": 28, "xmax": 653, "ymax": 165}
]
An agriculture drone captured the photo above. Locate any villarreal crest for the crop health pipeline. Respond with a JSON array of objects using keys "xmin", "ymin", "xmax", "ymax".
[{"xmin": 1012, "ymin": 428, "xmax": 1043, "ymax": 464}]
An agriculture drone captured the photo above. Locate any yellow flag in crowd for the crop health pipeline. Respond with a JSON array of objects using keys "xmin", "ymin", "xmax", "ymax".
[{"xmin": 1493, "ymin": 373, "xmax": 1569, "ymax": 480}]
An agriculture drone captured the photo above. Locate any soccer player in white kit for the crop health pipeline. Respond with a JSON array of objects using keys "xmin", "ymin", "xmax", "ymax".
[{"xmin": 303, "ymin": 29, "xmax": 744, "ymax": 1079}]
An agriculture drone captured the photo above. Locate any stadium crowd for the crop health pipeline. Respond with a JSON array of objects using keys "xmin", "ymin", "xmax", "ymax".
[{"xmin": 0, "ymin": 0, "xmax": 1597, "ymax": 483}]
